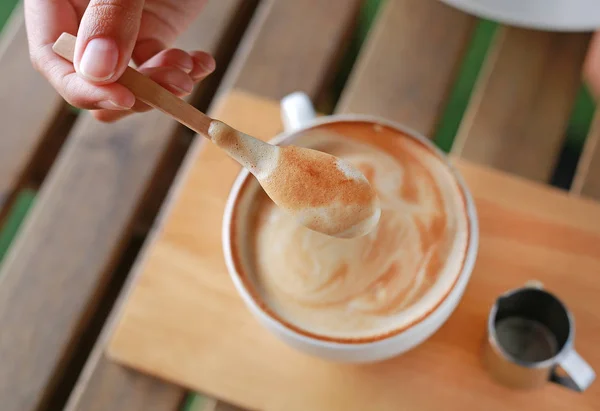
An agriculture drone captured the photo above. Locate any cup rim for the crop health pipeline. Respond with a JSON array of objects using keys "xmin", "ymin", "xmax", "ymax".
[{"xmin": 222, "ymin": 113, "xmax": 480, "ymax": 348}]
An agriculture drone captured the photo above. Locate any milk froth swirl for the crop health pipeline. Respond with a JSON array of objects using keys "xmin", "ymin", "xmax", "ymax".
[{"xmin": 240, "ymin": 123, "xmax": 469, "ymax": 340}]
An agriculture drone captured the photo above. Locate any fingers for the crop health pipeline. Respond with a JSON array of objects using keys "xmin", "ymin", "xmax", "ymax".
[
  {"xmin": 92, "ymin": 67, "xmax": 191, "ymax": 122},
  {"xmin": 133, "ymin": 0, "xmax": 209, "ymax": 62},
  {"xmin": 74, "ymin": 0, "xmax": 145, "ymax": 83},
  {"xmin": 43, "ymin": 44, "xmax": 136, "ymax": 110},
  {"xmin": 24, "ymin": 0, "xmax": 78, "ymax": 47},
  {"xmin": 136, "ymin": 48, "xmax": 215, "ymax": 80},
  {"xmin": 144, "ymin": 48, "xmax": 194, "ymax": 74},
  {"xmin": 24, "ymin": 0, "xmax": 213, "ymax": 121},
  {"xmin": 144, "ymin": 66, "xmax": 195, "ymax": 94},
  {"xmin": 584, "ymin": 32, "xmax": 600, "ymax": 99},
  {"xmin": 24, "ymin": 0, "xmax": 136, "ymax": 111},
  {"xmin": 92, "ymin": 49, "xmax": 216, "ymax": 122},
  {"xmin": 189, "ymin": 51, "xmax": 216, "ymax": 81}
]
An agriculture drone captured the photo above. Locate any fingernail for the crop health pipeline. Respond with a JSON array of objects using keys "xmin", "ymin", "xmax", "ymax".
[
  {"xmin": 80, "ymin": 38, "xmax": 118, "ymax": 82},
  {"xmin": 176, "ymin": 59, "xmax": 194, "ymax": 74},
  {"xmin": 193, "ymin": 54, "xmax": 216, "ymax": 73},
  {"xmin": 98, "ymin": 100, "xmax": 131, "ymax": 110},
  {"xmin": 202, "ymin": 60, "xmax": 216, "ymax": 73},
  {"xmin": 176, "ymin": 64, "xmax": 193, "ymax": 74},
  {"xmin": 171, "ymin": 82, "xmax": 194, "ymax": 94}
]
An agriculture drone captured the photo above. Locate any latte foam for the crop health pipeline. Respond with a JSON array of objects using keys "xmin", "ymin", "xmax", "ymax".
[{"xmin": 233, "ymin": 121, "xmax": 470, "ymax": 341}]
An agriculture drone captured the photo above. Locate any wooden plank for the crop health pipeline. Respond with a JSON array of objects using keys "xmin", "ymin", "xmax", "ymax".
[
  {"xmin": 65, "ymin": 329, "xmax": 186, "ymax": 411},
  {"xmin": 216, "ymin": 0, "xmax": 362, "ymax": 102},
  {"xmin": 572, "ymin": 108, "xmax": 600, "ymax": 199},
  {"xmin": 186, "ymin": 396, "xmax": 245, "ymax": 411},
  {"xmin": 0, "ymin": 1, "xmax": 253, "ymax": 410},
  {"xmin": 0, "ymin": 5, "xmax": 70, "ymax": 218},
  {"xmin": 452, "ymin": 27, "xmax": 590, "ymax": 182},
  {"xmin": 336, "ymin": 0, "xmax": 476, "ymax": 137},
  {"xmin": 64, "ymin": 232, "xmax": 187, "ymax": 411},
  {"xmin": 107, "ymin": 91, "xmax": 600, "ymax": 411},
  {"xmin": 65, "ymin": 143, "xmax": 246, "ymax": 411}
]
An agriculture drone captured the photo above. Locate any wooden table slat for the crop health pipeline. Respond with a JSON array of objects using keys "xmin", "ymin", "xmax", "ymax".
[
  {"xmin": 572, "ymin": 107, "xmax": 600, "ymax": 199},
  {"xmin": 0, "ymin": 5, "xmax": 70, "ymax": 217},
  {"xmin": 336, "ymin": 0, "xmax": 476, "ymax": 137},
  {"xmin": 0, "ymin": 1, "xmax": 252, "ymax": 410},
  {"xmin": 65, "ymin": 321, "xmax": 186, "ymax": 411},
  {"xmin": 215, "ymin": 0, "xmax": 362, "ymax": 102},
  {"xmin": 452, "ymin": 26, "xmax": 590, "ymax": 182},
  {"xmin": 63, "ymin": 226, "xmax": 190, "ymax": 411}
]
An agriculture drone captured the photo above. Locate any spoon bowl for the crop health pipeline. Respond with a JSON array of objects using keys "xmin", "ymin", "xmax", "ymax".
[{"xmin": 208, "ymin": 120, "xmax": 381, "ymax": 238}]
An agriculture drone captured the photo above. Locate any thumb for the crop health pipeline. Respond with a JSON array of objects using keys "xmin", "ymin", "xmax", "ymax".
[{"xmin": 74, "ymin": 0, "xmax": 145, "ymax": 83}]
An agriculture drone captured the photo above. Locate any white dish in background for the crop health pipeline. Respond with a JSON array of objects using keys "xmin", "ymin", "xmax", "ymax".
[{"xmin": 439, "ymin": 0, "xmax": 600, "ymax": 32}]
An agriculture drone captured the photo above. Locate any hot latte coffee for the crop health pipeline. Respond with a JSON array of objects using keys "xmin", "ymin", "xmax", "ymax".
[{"xmin": 230, "ymin": 120, "xmax": 471, "ymax": 342}]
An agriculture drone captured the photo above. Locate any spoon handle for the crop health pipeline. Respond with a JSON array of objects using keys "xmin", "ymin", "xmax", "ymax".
[{"xmin": 52, "ymin": 32, "xmax": 212, "ymax": 136}]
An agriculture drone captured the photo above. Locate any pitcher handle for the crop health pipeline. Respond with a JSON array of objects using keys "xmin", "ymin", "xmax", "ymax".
[
  {"xmin": 281, "ymin": 92, "xmax": 316, "ymax": 132},
  {"xmin": 552, "ymin": 349, "xmax": 596, "ymax": 392}
]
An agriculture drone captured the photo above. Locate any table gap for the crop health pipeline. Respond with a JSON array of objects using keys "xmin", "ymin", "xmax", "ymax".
[
  {"xmin": 434, "ymin": 19, "xmax": 498, "ymax": 153},
  {"xmin": 0, "ymin": 189, "xmax": 36, "ymax": 267},
  {"xmin": 27, "ymin": 106, "xmax": 80, "ymax": 187},
  {"xmin": 0, "ymin": 103, "xmax": 79, "ymax": 229},
  {"xmin": 551, "ymin": 84, "xmax": 597, "ymax": 190},
  {"xmin": 320, "ymin": 0, "xmax": 385, "ymax": 114}
]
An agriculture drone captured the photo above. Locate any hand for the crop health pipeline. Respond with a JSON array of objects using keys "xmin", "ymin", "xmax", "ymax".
[{"xmin": 24, "ymin": 0, "xmax": 215, "ymax": 122}]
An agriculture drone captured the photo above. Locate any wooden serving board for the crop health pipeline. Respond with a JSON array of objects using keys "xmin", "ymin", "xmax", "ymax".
[{"xmin": 108, "ymin": 90, "xmax": 600, "ymax": 410}]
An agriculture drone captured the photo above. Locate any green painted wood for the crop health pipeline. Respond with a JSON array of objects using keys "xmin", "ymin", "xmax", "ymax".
[
  {"xmin": 431, "ymin": 18, "xmax": 595, "ymax": 187},
  {"xmin": 434, "ymin": 19, "xmax": 497, "ymax": 152},
  {"xmin": 182, "ymin": 395, "xmax": 210, "ymax": 411},
  {"xmin": 326, "ymin": 0, "xmax": 385, "ymax": 112},
  {"xmin": 0, "ymin": 190, "xmax": 35, "ymax": 264},
  {"xmin": 0, "ymin": 0, "xmax": 19, "ymax": 32},
  {"xmin": 568, "ymin": 85, "xmax": 596, "ymax": 147}
]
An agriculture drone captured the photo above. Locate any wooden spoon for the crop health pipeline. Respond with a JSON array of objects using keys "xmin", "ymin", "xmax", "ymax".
[{"xmin": 52, "ymin": 33, "xmax": 381, "ymax": 238}]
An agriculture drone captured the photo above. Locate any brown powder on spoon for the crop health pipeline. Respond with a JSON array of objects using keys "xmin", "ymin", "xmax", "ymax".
[
  {"xmin": 261, "ymin": 146, "xmax": 380, "ymax": 237},
  {"xmin": 209, "ymin": 120, "xmax": 380, "ymax": 237},
  {"xmin": 263, "ymin": 146, "xmax": 375, "ymax": 209}
]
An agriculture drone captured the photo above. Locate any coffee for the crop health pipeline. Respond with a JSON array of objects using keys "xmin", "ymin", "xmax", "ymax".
[{"xmin": 230, "ymin": 120, "xmax": 470, "ymax": 342}]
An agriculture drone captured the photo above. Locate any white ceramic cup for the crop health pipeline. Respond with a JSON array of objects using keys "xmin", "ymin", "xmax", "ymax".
[
  {"xmin": 438, "ymin": 0, "xmax": 600, "ymax": 32},
  {"xmin": 222, "ymin": 92, "xmax": 480, "ymax": 363}
]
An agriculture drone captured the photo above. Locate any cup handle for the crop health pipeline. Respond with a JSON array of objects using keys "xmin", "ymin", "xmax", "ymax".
[
  {"xmin": 524, "ymin": 280, "xmax": 544, "ymax": 289},
  {"xmin": 281, "ymin": 92, "xmax": 317, "ymax": 132},
  {"xmin": 551, "ymin": 349, "xmax": 596, "ymax": 392}
]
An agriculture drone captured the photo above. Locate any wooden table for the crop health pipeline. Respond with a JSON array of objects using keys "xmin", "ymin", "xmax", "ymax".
[{"xmin": 0, "ymin": 1, "xmax": 599, "ymax": 410}]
